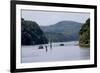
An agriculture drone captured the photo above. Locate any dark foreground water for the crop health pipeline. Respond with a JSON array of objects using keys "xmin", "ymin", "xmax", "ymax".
[{"xmin": 21, "ymin": 41, "xmax": 90, "ymax": 63}]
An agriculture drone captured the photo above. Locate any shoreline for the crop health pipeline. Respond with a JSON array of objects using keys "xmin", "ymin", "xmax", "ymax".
[{"xmin": 79, "ymin": 43, "xmax": 90, "ymax": 48}]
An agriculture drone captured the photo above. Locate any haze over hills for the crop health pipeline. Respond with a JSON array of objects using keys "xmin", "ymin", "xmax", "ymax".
[{"xmin": 40, "ymin": 21, "xmax": 82, "ymax": 42}]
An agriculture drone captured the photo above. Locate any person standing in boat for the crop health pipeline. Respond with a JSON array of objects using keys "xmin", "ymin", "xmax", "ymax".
[
  {"xmin": 45, "ymin": 45, "xmax": 48, "ymax": 53},
  {"xmin": 50, "ymin": 39, "xmax": 52, "ymax": 50}
]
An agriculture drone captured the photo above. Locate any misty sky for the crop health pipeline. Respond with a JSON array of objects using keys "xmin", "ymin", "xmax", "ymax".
[{"xmin": 21, "ymin": 10, "xmax": 90, "ymax": 26}]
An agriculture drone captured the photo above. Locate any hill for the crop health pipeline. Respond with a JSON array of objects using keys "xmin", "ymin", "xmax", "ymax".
[
  {"xmin": 21, "ymin": 18, "xmax": 48, "ymax": 45},
  {"xmin": 79, "ymin": 18, "xmax": 90, "ymax": 47},
  {"xmin": 40, "ymin": 21, "xmax": 82, "ymax": 42}
]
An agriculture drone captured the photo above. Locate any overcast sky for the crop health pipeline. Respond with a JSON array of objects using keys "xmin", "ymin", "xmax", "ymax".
[{"xmin": 21, "ymin": 10, "xmax": 90, "ymax": 26}]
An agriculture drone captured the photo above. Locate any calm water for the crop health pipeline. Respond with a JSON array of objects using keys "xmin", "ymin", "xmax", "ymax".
[{"xmin": 21, "ymin": 41, "xmax": 90, "ymax": 63}]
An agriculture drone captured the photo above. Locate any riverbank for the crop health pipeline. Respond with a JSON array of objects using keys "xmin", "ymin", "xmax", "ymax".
[{"xmin": 79, "ymin": 43, "xmax": 90, "ymax": 48}]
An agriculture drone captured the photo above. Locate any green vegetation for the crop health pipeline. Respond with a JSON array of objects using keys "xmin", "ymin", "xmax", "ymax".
[
  {"xmin": 21, "ymin": 18, "xmax": 48, "ymax": 45},
  {"xmin": 44, "ymin": 32, "xmax": 79, "ymax": 42},
  {"xmin": 79, "ymin": 18, "xmax": 90, "ymax": 47},
  {"xmin": 21, "ymin": 18, "xmax": 90, "ymax": 46},
  {"xmin": 41, "ymin": 21, "xmax": 81, "ymax": 42}
]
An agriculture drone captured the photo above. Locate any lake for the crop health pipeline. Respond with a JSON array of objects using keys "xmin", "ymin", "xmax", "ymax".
[{"xmin": 21, "ymin": 41, "xmax": 90, "ymax": 63}]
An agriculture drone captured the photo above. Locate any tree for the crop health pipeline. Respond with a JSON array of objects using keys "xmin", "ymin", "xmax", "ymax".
[
  {"xmin": 21, "ymin": 18, "xmax": 48, "ymax": 45},
  {"xmin": 79, "ymin": 18, "xmax": 90, "ymax": 47}
]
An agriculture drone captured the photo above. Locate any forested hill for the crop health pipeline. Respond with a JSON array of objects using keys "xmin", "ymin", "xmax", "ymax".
[
  {"xmin": 40, "ymin": 21, "xmax": 82, "ymax": 42},
  {"xmin": 79, "ymin": 18, "xmax": 90, "ymax": 47},
  {"xmin": 21, "ymin": 18, "xmax": 90, "ymax": 46},
  {"xmin": 21, "ymin": 18, "xmax": 48, "ymax": 45},
  {"xmin": 41, "ymin": 21, "xmax": 81, "ymax": 33}
]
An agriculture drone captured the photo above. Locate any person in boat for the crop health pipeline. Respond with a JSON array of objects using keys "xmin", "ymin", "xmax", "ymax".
[
  {"xmin": 50, "ymin": 39, "xmax": 52, "ymax": 50},
  {"xmin": 45, "ymin": 45, "xmax": 48, "ymax": 52}
]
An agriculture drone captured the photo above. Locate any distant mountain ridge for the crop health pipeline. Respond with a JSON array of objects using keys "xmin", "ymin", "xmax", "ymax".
[
  {"xmin": 41, "ymin": 21, "xmax": 81, "ymax": 33},
  {"xmin": 40, "ymin": 21, "xmax": 82, "ymax": 42}
]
